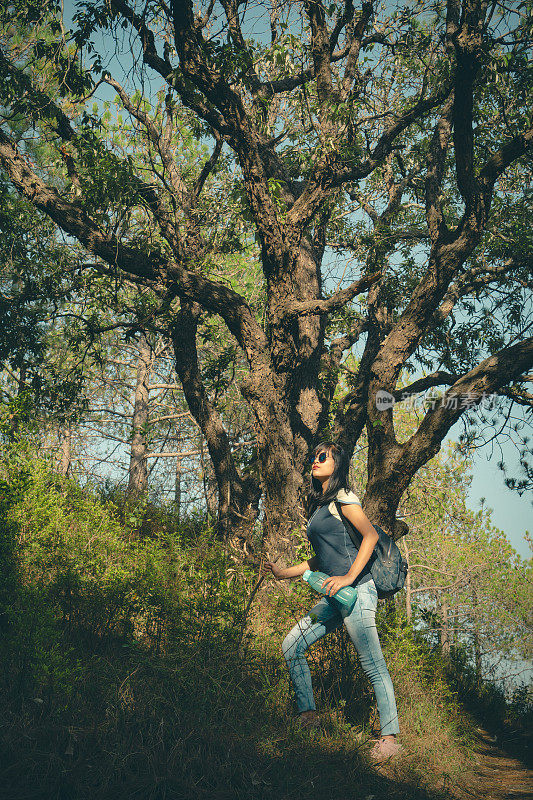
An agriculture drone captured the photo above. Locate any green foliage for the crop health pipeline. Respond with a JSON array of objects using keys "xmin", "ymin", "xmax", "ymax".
[
  {"xmin": 0, "ymin": 479, "xmax": 22, "ymax": 624},
  {"xmin": 0, "ymin": 184, "xmax": 87, "ymax": 423},
  {"xmin": 2, "ymin": 451, "xmax": 242, "ymax": 647}
]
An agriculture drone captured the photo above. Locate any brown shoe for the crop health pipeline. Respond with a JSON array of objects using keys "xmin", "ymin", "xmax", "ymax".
[{"xmin": 370, "ymin": 736, "xmax": 402, "ymax": 762}]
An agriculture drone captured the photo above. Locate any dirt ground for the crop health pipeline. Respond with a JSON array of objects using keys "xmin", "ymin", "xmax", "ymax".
[{"xmin": 455, "ymin": 728, "xmax": 532, "ymax": 800}]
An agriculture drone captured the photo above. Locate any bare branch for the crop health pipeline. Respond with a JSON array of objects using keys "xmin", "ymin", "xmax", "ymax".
[
  {"xmin": 401, "ymin": 336, "xmax": 533, "ymax": 471},
  {"xmin": 480, "ymin": 128, "xmax": 533, "ymax": 194},
  {"xmin": 254, "ymin": 45, "xmax": 350, "ymax": 98},
  {"xmin": 145, "ymin": 450, "xmax": 200, "ymax": 459},
  {"xmin": 393, "ymin": 371, "xmax": 460, "ymax": 400},
  {"xmin": 195, "ymin": 0, "xmax": 215, "ymax": 29},
  {"xmin": 190, "ymin": 131, "xmax": 223, "ymax": 207},
  {"xmin": 499, "ymin": 386, "xmax": 533, "ymax": 410},
  {"xmin": 327, "ymin": 318, "xmax": 369, "ymax": 363},
  {"xmin": 340, "ymin": 1, "xmax": 373, "ymax": 101},
  {"xmin": 150, "ymin": 413, "xmax": 195, "ymax": 423},
  {"xmin": 434, "ymin": 259, "xmax": 530, "ymax": 324},
  {"xmin": 281, "ymin": 270, "xmax": 381, "ymax": 318}
]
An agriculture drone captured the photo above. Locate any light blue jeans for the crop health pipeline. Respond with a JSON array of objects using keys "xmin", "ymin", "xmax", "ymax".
[{"xmin": 282, "ymin": 579, "xmax": 400, "ymax": 735}]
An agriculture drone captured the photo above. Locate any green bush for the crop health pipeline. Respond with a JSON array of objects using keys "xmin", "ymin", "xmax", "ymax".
[{"xmin": 0, "ymin": 448, "xmax": 252, "ymax": 690}]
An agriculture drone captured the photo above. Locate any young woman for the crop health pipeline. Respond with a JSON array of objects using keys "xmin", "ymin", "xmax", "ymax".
[{"xmin": 263, "ymin": 442, "xmax": 401, "ymax": 761}]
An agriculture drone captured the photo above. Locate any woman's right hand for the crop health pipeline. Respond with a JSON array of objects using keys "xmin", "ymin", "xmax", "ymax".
[{"xmin": 262, "ymin": 561, "xmax": 284, "ymax": 580}]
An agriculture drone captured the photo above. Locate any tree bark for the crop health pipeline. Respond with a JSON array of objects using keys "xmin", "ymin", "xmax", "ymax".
[
  {"xmin": 440, "ymin": 594, "xmax": 450, "ymax": 656},
  {"xmin": 58, "ymin": 424, "xmax": 71, "ymax": 478},
  {"xmin": 402, "ymin": 538, "xmax": 412, "ymax": 622},
  {"xmin": 171, "ymin": 304, "xmax": 261, "ymax": 541},
  {"xmin": 174, "ymin": 434, "xmax": 181, "ymax": 520}
]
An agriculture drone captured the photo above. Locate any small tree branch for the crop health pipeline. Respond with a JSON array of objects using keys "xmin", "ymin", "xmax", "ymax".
[
  {"xmin": 195, "ymin": 0, "xmax": 216, "ymax": 29},
  {"xmin": 150, "ymin": 412, "xmax": 195, "ymax": 424},
  {"xmin": 190, "ymin": 131, "xmax": 223, "ymax": 206},
  {"xmin": 103, "ymin": 73, "xmax": 188, "ymax": 203},
  {"xmin": 499, "ymin": 386, "xmax": 533, "ymax": 410},
  {"xmin": 327, "ymin": 318, "xmax": 369, "ymax": 364},
  {"xmin": 393, "ymin": 371, "xmax": 460, "ymax": 400},
  {"xmin": 480, "ymin": 128, "xmax": 533, "ymax": 194},
  {"xmin": 434, "ymin": 259, "xmax": 530, "ymax": 324},
  {"xmin": 145, "ymin": 450, "xmax": 200, "ymax": 459},
  {"xmin": 281, "ymin": 271, "xmax": 381, "ymax": 318},
  {"xmin": 340, "ymin": 2, "xmax": 373, "ymax": 101}
]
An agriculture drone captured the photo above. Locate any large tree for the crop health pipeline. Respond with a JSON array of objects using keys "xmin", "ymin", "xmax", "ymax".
[{"xmin": 0, "ymin": 0, "xmax": 531, "ymax": 542}]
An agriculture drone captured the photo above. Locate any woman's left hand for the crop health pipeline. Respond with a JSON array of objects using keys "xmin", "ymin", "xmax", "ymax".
[{"xmin": 321, "ymin": 574, "xmax": 354, "ymax": 596}]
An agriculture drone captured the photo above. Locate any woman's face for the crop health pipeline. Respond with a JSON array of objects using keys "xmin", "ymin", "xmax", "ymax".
[{"xmin": 311, "ymin": 449, "xmax": 335, "ymax": 484}]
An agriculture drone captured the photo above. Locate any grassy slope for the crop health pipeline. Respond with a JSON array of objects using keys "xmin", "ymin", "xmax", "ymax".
[{"xmin": 0, "ymin": 462, "xmax": 506, "ymax": 800}]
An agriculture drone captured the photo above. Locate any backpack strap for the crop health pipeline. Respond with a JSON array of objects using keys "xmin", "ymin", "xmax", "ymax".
[{"xmin": 334, "ymin": 499, "xmax": 363, "ymax": 549}]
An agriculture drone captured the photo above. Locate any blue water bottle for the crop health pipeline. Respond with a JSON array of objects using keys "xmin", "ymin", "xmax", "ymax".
[{"xmin": 302, "ymin": 569, "xmax": 358, "ymax": 609}]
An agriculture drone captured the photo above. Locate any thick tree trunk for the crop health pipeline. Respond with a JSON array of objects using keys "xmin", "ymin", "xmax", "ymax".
[
  {"xmin": 241, "ymin": 237, "xmax": 325, "ymax": 552},
  {"xmin": 286, "ymin": 238, "xmax": 326, "ymax": 469},
  {"xmin": 260, "ymin": 430, "xmax": 306, "ymax": 555},
  {"xmin": 127, "ymin": 332, "xmax": 152, "ymax": 499},
  {"xmin": 361, "ymin": 432, "xmax": 409, "ymax": 536},
  {"xmin": 241, "ymin": 372, "xmax": 305, "ymax": 553},
  {"xmin": 240, "ymin": 332, "xmax": 310, "ymax": 552}
]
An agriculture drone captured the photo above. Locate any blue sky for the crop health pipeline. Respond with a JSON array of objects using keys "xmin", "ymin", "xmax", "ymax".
[{"xmin": 465, "ymin": 439, "xmax": 531, "ymax": 559}]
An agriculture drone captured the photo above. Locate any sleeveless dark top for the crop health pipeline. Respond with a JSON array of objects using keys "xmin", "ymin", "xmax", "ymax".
[{"xmin": 306, "ymin": 490, "xmax": 372, "ymax": 587}]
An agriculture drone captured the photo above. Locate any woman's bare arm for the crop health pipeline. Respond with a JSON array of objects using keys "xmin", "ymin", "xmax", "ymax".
[{"xmin": 263, "ymin": 556, "xmax": 318, "ymax": 580}]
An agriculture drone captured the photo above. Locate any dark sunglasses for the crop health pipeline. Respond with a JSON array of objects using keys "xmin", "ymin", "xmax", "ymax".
[{"xmin": 312, "ymin": 452, "xmax": 328, "ymax": 464}]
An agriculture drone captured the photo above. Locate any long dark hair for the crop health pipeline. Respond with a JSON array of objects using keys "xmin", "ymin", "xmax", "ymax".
[{"xmin": 306, "ymin": 441, "xmax": 350, "ymax": 518}]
